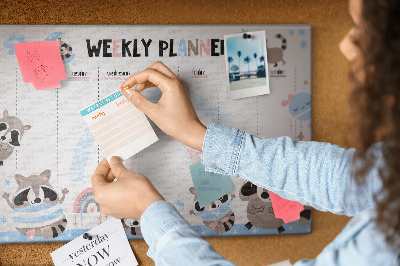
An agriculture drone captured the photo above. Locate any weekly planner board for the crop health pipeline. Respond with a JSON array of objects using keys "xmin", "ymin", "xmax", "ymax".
[{"xmin": 0, "ymin": 25, "xmax": 312, "ymax": 243}]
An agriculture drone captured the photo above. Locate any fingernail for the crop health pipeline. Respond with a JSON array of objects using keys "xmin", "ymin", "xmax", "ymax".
[
  {"xmin": 123, "ymin": 89, "xmax": 133, "ymax": 100},
  {"xmin": 120, "ymin": 85, "xmax": 129, "ymax": 92},
  {"xmin": 110, "ymin": 156, "xmax": 121, "ymax": 165}
]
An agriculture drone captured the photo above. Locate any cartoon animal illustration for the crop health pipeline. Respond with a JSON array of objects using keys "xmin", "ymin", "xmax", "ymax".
[
  {"xmin": 189, "ymin": 187, "xmax": 235, "ymax": 234},
  {"xmin": 44, "ymin": 32, "xmax": 75, "ymax": 63},
  {"xmin": 121, "ymin": 218, "xmax": 142, "ymax": 235},
  {"xmin": 0, "ymin": 109, "xmax": 31, "ymax": 166},
  {"xmin": 239, "ymin": 181, "xmax": 285, "ymax": 233},
  {"xmin": 73, "ymin": 187, "xmax": 100, "ymax": 214},
  {"xmin": 281, "ymin": 93, "xmax": 312, "ymax": 121},
  {"xmin": 172, "ymin": 200, "xmax": 185, "ymax": 212},
  {"xmin": 239, "ymin": 182, "xmax": 312, "ymax": 233},
  {"xmin": 58, "ymin": 37, "xmax": 73, "ymax": 60},
  {"xmin": 2, "ymin": 170, "xmax": 69, "ymax": 240},
  {"xmin": 299, "ymin": 206, "xmax": 312, "ymax": 227},
  {"xmin": 266, "ymin": 34, "xmax": 287, "ymax": 67}
]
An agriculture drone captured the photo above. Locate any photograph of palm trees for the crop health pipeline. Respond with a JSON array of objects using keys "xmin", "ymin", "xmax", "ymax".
[{"xmin": 225, "ymin": 31, "xmax": 270, "ymax": 100}]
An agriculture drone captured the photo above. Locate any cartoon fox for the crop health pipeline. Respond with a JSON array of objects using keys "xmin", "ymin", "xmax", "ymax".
[
  {"xmin": 2, "ymin": 170, "xmax": 69, "ymax": 240},
  {"xmin": 0, "ymin": 109, "xmax": 31, "ymax": 166}
]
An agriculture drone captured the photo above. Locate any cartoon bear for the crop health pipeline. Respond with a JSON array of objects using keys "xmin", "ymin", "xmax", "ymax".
[
  {"xmin": 189, "ymin": 187, "xmax": 236, "ymax": 234},
  {"xmin": 121, "ymin": 218, "xmax": 142, "ymax": 235},
  {"xmin": 0, "ymin": 109, "xmax": 31, "ymax": 166},
  {"xmin": 2, "ymin": 170, "xmax": 69, "ymax": 240},
  {"xmin": 239, "ymin": 181, "xmax": 312, "ymax": 233}
]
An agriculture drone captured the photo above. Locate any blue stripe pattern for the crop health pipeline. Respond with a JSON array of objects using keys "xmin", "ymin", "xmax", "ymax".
[
  {"xmin": 12, "ymin": 209, "xmax": 63, "ymax": 224},
  {"xmin": 13, "ymin": 203, "xmax": 58, "ymax": 213},
  {"xmin": 80, "ymin": 91, "xmax": 122, "ymax": 117}
]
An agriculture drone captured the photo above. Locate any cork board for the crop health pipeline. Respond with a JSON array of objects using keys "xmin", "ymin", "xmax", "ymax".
[{"xmin": 0, "ymin": 0, "xmax": 352, "ymax": 265}]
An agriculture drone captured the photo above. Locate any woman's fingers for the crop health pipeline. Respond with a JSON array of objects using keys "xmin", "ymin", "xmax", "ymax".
[
  {"xmin": 147, "ymin": 61, "xmax": 178, "ymax": 79},
  {"xmin": 135, "ymin": 81, "xmax": 156, "ymax": 92},
  {"xmin": 121, "ymin": 88, "xmax": 159, "ymax": 117},
  {"xmin": 109, "ymin": 156, "xmax": 130, "ymax": 179},
  {"xmin": 120, "ymin": 68, "xmax": 174, "ymax": 93},
  {"xmin": 105, "ymin": 169, "xmax": 116, "ymax": 183},
  {"xmin": 91, "ymin": 159, "xmax": 110, "ymax": 190}
]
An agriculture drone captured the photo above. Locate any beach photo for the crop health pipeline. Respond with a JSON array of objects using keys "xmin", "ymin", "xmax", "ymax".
[{"xmin": 224, "ymin": 31, "xmax": 270, "ymax": 100}]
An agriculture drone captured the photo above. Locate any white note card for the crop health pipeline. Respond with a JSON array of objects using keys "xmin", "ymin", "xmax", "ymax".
[
  {"xmin": 80, "ymin": 90, "xmax": 158, "ymax": 162},
  {"xmin": 51, "ymin": 218, "xmax": 138, "ymax": 266}
]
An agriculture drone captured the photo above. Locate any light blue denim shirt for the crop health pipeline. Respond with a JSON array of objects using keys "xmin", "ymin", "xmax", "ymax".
[{"xmin": 140, "ymin": 124, "xmax": 399, "ymax": 265}]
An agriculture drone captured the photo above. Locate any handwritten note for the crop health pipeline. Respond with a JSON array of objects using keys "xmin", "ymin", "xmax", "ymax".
[
  {"xmin": 189, "ymin": 161, "xmax": 233, "ymax": 208},
  {"xmin": 269, "ymin": 191, "xmax": 304, "ymax": 223},
  {"xmin": 80, "ymin": 90, "xmax": 158, "ymax": 162},
  {"xmin": 51, "ymin": 218, "xmax": 138, "ymax": 266},
  {"xmin": 14, "ymin": 41, "xmax": 66, "ymax": 90}
]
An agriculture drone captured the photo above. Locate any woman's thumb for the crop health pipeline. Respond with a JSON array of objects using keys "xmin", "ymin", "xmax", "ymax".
[
  {"xmin": 109, "ymin": 156, "xmax": 128, "ymax": 179},
  {"xmin": 122, "ymin": 89, "xmax": 154, "ymax": 115}
]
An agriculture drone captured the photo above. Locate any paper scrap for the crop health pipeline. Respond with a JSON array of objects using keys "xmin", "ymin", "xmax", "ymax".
[
  {"xmin": 269, "ymin": 191, "xmax": 304, "ymax": 223},
  {"xmin": 14, "ymin": 41, "xmax": 66, "ymax": 90},
  {"xmin": 51, "ymin": 218, "xmax": 138, "ymax": 266},
  {"xmin": 189, "ymin": 160, "xmax": 233, "ymax": 208},
  {"xmin": 80, "ymin": 90, "xmax": 158, "ymax": 162}
]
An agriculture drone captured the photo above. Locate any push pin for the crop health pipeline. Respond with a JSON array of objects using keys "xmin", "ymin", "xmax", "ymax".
[
  {"xmin": 242, "ymin": 33, "xmax": 252, "ymax": 39},
  {"xmin": 83, "ymin": 232, "xmax": 96, "ymax": 240}
]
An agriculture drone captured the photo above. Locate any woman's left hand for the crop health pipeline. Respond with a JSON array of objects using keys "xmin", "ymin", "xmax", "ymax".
[{"xmin": 91, "ymin": 157, "xmax": 165, "ymax": 220}]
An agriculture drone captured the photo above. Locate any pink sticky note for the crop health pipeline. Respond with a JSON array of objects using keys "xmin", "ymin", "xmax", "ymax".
[
  {"xmin": 14, "ymin": 41, "xmax": 66, "ymax": 90},
  {"xmin": 270, "ymin": 191, "xmax": 304, "ymax": 223}
]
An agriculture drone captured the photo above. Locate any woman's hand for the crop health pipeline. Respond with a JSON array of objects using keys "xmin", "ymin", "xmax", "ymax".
[
  {"xmin": 91, "ymin": 157, "xmax": 164, "ymax": 220},
  {"xmin": 120, "ymin": 61, "xmax": 206, "ymax": 151}
]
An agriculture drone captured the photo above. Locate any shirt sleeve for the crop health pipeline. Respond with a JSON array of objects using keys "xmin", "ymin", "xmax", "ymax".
[
  {"xmin": 140, "ymin": 200, "xmax": 237, "ymax": 266},
  {"xmin": 201, "ymin": 124, "xmax": 384, "ymax": 216}
]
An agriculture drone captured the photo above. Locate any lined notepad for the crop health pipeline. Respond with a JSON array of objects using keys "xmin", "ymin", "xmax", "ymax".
[{"xmin": 80, "ymin": 91, "xmax": 158, "ymax": 161}]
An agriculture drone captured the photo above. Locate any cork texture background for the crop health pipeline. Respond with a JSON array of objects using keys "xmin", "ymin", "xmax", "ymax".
[{"xmin": 0, "ymin": 0, "xmax": 353, "ymax": 265}]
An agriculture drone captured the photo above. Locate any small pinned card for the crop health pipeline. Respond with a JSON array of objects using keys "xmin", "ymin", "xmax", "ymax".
[
  {"xmin": 14, "ymin": 41, "xmax": 66, "ymax": 90},
  {"xmin": 269, "ymin": 191, "xmax": 304, "ymax": 223},
  {"xmin": 80, "ymin": 90, "xmax": 158, "ymax": 162},
  {"xmin": 51, "ymin": 218, "xmax": 138, "ymax": 266},
  {"xmin": 189, "ymin": 161, "xmax": 233, "ymax": 208}
]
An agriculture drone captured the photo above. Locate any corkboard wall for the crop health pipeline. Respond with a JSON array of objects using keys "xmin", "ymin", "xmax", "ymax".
[{"xmin": 0, "ymin": 0, "xmax": 352, "ymax": 265}]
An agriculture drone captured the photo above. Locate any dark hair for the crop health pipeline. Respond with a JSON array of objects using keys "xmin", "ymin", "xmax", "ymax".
[{"xmin": 349, "ymin": 0, "xmax": 400, "ymax": 255}]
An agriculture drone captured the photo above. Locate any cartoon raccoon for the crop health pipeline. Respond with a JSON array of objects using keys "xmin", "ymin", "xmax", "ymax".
[
  {"xmin": 266, "ymin": 34, "xmax": 287, "ymax": 67},
  {"xmin": 121, "ymin": 218, "xmax": 142, "ymax": 235},
  {"xmin": 240, "ymin": 181, "xmax": 285, "ymax": 233},
  {"xmin": 239, "ymin": 181, "xmax": 312, "ymax": 233},
  {"xmin": 0, "ymin": 109, "xmax": 31, "ymax": 166},
  {"xmin": 189, "ymin": 187, "xmax": 236, "ymax": 234},
  {"xmin": 58, "ymin": 37, "xmax": 73, "ymax": 60},
  {"xmin": 2, "ymin": 170, "xmax": 69, "ymax": 240}
]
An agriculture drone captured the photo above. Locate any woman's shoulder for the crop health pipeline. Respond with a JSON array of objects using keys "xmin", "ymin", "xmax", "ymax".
[{"xmin": 324, "ymin": 209, "xmax": 399, "ymax": 265}]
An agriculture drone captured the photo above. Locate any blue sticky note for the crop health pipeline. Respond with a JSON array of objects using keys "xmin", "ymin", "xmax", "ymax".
[{"xmin": 189, "ymin": 161, "xmax": 233, "ymax": 208}]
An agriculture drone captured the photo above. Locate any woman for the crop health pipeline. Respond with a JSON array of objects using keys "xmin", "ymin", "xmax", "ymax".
[{"xmin": 91, "ymin": 0, "xmax": 400, "ymax": 264}]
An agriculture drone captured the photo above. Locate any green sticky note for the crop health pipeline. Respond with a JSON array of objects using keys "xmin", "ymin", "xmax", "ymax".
[{"xmin": 189, "ymin": 160, "xmax": 233, "ymax": 208}]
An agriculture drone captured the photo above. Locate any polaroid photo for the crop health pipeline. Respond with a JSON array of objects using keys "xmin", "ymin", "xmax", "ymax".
[{"xmin": 224, "ymin": 30, "xmax": 270, "ymax": 100}]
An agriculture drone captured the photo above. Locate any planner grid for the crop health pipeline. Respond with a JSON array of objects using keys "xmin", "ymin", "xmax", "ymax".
[{"xmin": 0, "ymin": 25, "xmax": 312, "ymax": 243}]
